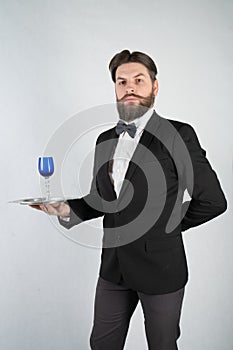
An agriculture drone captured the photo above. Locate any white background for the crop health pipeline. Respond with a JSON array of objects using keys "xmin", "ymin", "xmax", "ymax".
[{"xmin": 0, "ymin": 0, "xmax": 232, "ymax": 349}]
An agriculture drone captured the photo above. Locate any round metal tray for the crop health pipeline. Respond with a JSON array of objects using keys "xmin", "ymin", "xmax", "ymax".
[{"xmin": 9, "ymin": 197, "xmax": 67, "ymax": 205}]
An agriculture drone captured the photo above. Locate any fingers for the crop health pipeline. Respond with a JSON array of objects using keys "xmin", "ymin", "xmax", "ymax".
[
  {"xmin": 29, "ymin": 202, "xmax": 70, "ymax": 217},
  {"xmin": 41, "ymin": 204, "xmax": 60, "ymax": 216},
  {"xmin": 29, "ymin": 205, "xmax": 44, "ymax": 211},
  {"xmin": 29, "ymin": 204, "xmax": 50, "ymax": 214},
  {"xmin": 41, "ymin": 204, "xmax": 54, "ymax": 215}
]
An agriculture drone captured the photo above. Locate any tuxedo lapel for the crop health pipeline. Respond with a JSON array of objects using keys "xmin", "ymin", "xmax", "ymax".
[
  {"xmin": 117, "ymin": 112, "xmax": 161, "ymax": 202},
  {"xmin": 99, "ymin": 112, "xmax": 161, "ymax": 203},
  {"xmin": 98, "ymin": 129, "xmax": 119, "ymax": 199}
]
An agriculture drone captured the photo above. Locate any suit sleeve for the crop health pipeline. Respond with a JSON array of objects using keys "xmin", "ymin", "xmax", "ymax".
[
  {"xmin": 174, "ymin": 124, "xmax": 227, "ymax": 232},
  {"xmin": 58, "ymin": 135, "xmax": 104, "ymax": 230}
]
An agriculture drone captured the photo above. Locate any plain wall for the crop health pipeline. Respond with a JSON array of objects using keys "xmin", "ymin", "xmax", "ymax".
[{"xmin": 0, "ymin": 0, "xmax": 232, "ymax": 349}]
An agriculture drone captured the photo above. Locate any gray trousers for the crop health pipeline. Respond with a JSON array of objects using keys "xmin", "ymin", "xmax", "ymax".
[{"xmin": 90, "ymin": 277, "xmax": 185, "ymax": 350}]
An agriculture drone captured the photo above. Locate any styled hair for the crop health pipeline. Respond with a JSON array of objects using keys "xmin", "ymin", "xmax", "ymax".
[{"xmin": 109, "ymin": 50, "xmax": 158, "ymax": 83}]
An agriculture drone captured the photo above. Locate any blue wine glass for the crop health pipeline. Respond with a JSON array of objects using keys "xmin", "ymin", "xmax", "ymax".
[{"xmin": 38, "ymin": 157, "xmax": 54, "ymax": 200}]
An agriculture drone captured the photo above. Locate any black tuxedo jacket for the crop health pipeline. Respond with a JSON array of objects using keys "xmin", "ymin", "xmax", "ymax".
[{"xmin": 59, "ymin": 111, "xmax": 227, "ymax": 294}]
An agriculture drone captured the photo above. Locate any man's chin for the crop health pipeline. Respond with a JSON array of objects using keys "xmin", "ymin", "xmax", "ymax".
[{"xmin": 117, "ymin": 102, "xmax": 149, "ymax": 122}]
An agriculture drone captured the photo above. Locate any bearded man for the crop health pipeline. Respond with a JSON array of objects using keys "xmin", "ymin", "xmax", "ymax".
[{"xmin": 32, "ymin": 50, "xmax": 227, "ymax": 350}]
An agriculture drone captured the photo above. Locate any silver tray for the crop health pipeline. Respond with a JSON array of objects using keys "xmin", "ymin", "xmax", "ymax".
[{"xmin": 9, "ymin": 197, "xmax": 67, "ymax": 205}]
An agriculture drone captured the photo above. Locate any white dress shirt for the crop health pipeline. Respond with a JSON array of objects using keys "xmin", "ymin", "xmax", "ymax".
[{"xmin": 110, "ymin": 108, "xmax": 154, "ymax": 198}]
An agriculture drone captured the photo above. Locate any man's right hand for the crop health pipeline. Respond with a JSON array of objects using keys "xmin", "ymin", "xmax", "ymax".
[{"xmin": 29, "ymin": 202, "xmax": 71, "ymax": 218}]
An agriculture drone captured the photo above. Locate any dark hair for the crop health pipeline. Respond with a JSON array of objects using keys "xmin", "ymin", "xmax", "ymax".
[{"xmin": 109, "ymin": 50, "xmax": 158, "ymax": 83}]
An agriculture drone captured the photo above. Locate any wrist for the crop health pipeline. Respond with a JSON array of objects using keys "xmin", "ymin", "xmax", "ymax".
[{"xmin": 61, "ymin": 203, "xmax": 71, "ymax": 217}]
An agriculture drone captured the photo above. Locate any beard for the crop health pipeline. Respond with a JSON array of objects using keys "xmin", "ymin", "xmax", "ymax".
[{"xmin": 116, "ymin": 89, "xmax": 155, "ymax": 123}]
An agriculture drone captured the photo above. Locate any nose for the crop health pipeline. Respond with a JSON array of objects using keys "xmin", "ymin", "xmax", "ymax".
[{"xmin": 125, "ymin": 82, "xmax": 135, "ymax": 94}]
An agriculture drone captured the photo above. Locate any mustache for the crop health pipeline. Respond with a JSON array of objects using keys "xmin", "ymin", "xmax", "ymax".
[{"xmin": 117, "ymin": 93, "xmax": 144, "ymax": 102}]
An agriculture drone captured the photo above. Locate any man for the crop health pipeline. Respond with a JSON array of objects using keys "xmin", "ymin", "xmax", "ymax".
[{"xmin": 32, "ymin": 50, "xmax": 227, "ymax": 349}]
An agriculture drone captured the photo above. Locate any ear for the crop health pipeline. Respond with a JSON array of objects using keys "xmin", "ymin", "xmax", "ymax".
[{"xmin": 153, "ymin": 79, "xmax": 159, "ymax": 96}]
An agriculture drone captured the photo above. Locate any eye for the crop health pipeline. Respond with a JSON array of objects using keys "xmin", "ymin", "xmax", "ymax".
[
  {"xmin": 119, "ymin": 80, "xmax": 126, "ymax": 85},
  {"xmin": 136, "ymin": 78, "xmax": 143, "ymax": 83}
]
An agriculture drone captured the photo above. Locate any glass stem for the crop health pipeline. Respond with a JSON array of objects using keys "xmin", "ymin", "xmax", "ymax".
[{"xmin": 45, "ymin": 176, "xmax": 50, "ymax": 201}]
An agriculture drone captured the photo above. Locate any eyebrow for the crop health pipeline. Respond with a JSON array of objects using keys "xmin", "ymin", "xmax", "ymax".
[{"xmin": 116, "ymin": 73, "xmax": 146, "ymax": 80}]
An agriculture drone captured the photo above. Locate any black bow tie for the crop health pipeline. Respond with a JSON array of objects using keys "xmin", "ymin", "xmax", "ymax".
[{"xmin": 115, "ymin": 120, "xmax": 137, "ymax": 138}]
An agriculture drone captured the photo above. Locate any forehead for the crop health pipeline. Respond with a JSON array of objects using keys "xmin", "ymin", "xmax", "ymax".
[{"xmin": 115, "ymin": 62, "xmax": 150, "ymax": 79}]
